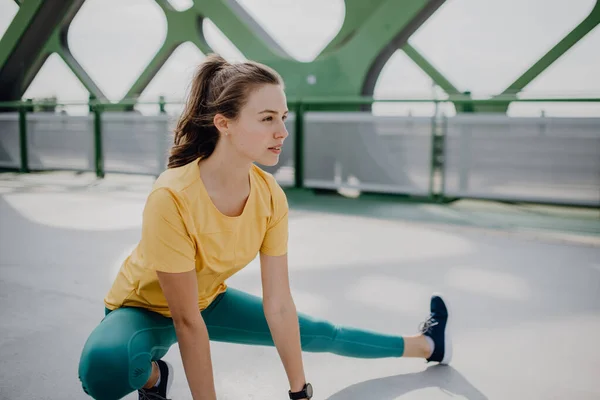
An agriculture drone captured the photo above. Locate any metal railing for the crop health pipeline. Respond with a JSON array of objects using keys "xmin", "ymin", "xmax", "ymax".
[{"xmin": 0, "ymin": 95, "xmax": 599, "ymax": 207}]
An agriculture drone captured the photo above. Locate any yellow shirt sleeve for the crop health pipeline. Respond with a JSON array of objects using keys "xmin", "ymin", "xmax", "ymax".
[
  {"xmin": 139, "ymin": 187, "xmax": 196, "ymax": 273},
  {"xmin": 260, "ymin": 182, "xmax": 289, "ymax": 256}
]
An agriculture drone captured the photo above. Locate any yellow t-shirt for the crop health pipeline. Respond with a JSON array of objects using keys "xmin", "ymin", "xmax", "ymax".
[{"xmin": 104, "ymin": 158, "xmax": 288, "ymax": 317}]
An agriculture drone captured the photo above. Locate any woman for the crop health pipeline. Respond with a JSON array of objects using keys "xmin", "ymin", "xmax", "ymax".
[{"xmin": 78, "ymin": 54, "xmax": 452, "ymax": 400}]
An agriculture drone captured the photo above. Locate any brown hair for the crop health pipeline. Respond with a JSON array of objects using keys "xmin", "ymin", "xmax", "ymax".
[{"xmin": 167, "ymin": 54, "xmax": 284, "ymax": 168}]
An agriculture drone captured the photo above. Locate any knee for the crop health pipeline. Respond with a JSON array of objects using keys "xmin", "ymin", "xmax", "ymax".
[{"xmin": 78, "ymin": 339, "xmax": 130, "ymax": 399}]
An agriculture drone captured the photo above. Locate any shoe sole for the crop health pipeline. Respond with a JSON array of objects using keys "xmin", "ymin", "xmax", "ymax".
[
  {"xmin": 164, "ymin": 360, "xmax": 174, "ymax": 396},
  {"xmin": 432, "ymin": 292, "xmax": 453, "ymax": 365}
]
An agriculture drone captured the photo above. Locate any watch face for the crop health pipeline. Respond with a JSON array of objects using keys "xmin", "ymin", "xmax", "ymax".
[{"xmin": 306, "ymin": 383, "xmax": 313, "ymax": 397}]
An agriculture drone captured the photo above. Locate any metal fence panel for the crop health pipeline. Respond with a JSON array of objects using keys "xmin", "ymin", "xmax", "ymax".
[
  {"xmin": 27, "ymin": 113, "xmax": 95, "ymax": 171},
  {"xmin": 443, "ymin": 115, "xmax": 600, "ymax": 206},
  {"xmin": 0, "ymin": 113, "xmax": 21, "ymax": 169},
  {"xmin": 102, "ymin": 112, "xmax": 174, "ymax": 176},
  {"xmin": 303, "ymin": 112, "xmax": 433, "ymax": 195}
]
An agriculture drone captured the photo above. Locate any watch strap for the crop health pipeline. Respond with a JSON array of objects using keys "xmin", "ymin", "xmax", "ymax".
[{"xmin": 289, "ymin": 383, "xmax": 310, "ymax": 399}]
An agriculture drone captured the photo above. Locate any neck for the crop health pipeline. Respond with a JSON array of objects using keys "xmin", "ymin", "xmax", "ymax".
[{"xmin": 198, "ymin": 137, "xmax": 252, "ymax": 192}]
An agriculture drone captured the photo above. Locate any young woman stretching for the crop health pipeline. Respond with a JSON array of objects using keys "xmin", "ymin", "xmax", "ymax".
[{"xmin": 78, "ymin": 54, "xmax": 452, "ymax": 400}]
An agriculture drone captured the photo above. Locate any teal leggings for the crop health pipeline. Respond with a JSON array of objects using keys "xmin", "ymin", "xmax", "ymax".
[{"xmin": 78, "ymin": 288, "xmax": 405, "ymax": 399}]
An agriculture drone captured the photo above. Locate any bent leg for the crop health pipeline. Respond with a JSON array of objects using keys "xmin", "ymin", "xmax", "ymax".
[
  {"xmin": 202, "ymin": 288, "xmax": 404, "ymax": 358},
  {"xmin": 78, "ymin": 307, "xmax": 177, "ymax": 399}
]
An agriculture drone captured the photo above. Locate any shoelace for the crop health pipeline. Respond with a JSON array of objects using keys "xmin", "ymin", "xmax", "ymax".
[
  {"xmin": 418, "ymin": 315, "xmax": 438, "ymax": 334},
  {"xmin": 138, "ymin": 389, "xmax": 171, "ymax": 400}
]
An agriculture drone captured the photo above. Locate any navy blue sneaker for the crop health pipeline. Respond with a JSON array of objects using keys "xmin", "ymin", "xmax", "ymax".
[
  {"xmin": 138, "ymin": 360, "xmax": 173, "ymax": 400},
  {"xmin": 419, "ymin": 293, "xmax": 452, "ymax": 364}
]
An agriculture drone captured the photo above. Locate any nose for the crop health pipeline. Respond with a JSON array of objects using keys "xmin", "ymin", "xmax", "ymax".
[{"xmin": 275, "ymin": 121, "xmax": 289, "ymax": 140}]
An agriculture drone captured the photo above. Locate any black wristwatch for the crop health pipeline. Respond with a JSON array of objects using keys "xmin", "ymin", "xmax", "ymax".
[{"xmin": 289, "ymin": 383, "xmax": 313, "ymax": 399}]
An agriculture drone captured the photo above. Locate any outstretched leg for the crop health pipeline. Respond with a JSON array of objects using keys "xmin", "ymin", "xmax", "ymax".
[{"xmin": 201, "ymin": 288, "xmax": 451, "ymax": 363}]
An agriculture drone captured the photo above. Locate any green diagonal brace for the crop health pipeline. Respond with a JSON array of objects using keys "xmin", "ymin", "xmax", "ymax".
[
  {"xmin": 0, "ymin": 0, "xmax": 43, "ymax": 67},
  {"xmin": 1, "ymin": 0, "xmax": 457, "ymax": 108},
  {"xmin": 120, "ymin": 0, "xmax": 290, "ymax": 104},
  {"xmin": 336, "ymin": 0, "xmax": 444, "ymax": 93},
  {"xmin": 0, "ymin": 0, "xmax": 107, "ymax": 102},
  {"xmin": 0, "ymin": 0, "xmax": 44, "ymax": 100},
  {"xmin": 120, "ymin": 6, "xmax": 212, "ymax": 102},
  {"xmin": 502, "ymin": 0, "xmax": 600, "ymax": 96},
  {"xmin": 43, "ymin": 27, "xmax": 108, "ymax": 101},
  {"xmin": 196, "ymin": 0, "xmax": 289, "ymax": 61},
  {"xmin": 402, "ymin": 43, "xmax": 460, "ymax": 95},
  {"xmin": 319, "ymin": 0, "xmax": 388, "ymax": 56}
]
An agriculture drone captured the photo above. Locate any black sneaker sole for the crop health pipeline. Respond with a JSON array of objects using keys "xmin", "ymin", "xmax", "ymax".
[
  {"xmin": 433, "ymin": 292, "xmax": 453, "ymax": 365},
  {"xmin": 163, "ymin": 360, "xmax": 174, "ymax": 396}
]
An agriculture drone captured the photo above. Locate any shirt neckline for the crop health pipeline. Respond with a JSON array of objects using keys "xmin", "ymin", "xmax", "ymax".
[{"xmin": 194, "ymin": 158, "xmax": 255, "ymax": 220}]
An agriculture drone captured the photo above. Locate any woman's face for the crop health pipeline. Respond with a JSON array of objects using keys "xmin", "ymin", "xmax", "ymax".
[{"xmin": 226, "ymin": 84, "xmax": 289, "ymax": 167}]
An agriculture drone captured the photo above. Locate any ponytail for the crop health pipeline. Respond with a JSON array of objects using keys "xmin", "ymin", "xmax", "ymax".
[
  {"xmin": 167, "ymin": 53, "xmax": 284, "ymax": 169},
  {"xmin": 168, "ymin": 54, "xmax": 228, "ymax": 168}
]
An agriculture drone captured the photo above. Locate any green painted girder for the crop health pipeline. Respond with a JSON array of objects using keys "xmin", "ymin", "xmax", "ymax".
[
  {"xmin": 0, "ymin": 0, "xmax": 457, "ymax": 107},
  {"xmin": 320, "ymin": 0, "xmax": 388, "ymax": 56},
  {"xmin": 3, "ymin": 0, "xmax": 597, "ymax": 114},
  {"xmin": 402, "ymin": 43, "xmax": 460, "ymax": 96},
  {"xmin": 0, "ymin": 0, "xmax": 107, "ymax": 102},
  {"xmin": 119, "ymin": 0, "xmax": 447, "ymax": 109},
  {"xmin": 471, "ymin": 0, "xmax": 600, "ymax": 113},
  {"xmin": 0, "ymin": 0, "xmax": 44, "ymax": 101},
  {"xmin": 503, "ymin": 0, "xmax": 600, "ymax": 96},
  {"xmin": 121, "ymin": 0, "xmax": 289, "ymax": 105},
  {"xmin": 38, "ymin": 15, "xmax": 107, "ymax": 102},
  {"xmin": 259, "ymin": 0, "xmax": 447, "ymax": 99}
]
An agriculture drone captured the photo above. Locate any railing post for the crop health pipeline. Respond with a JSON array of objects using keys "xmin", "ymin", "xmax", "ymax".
[
  {"xmin": 428, "ymin": 108, "xmax": 437, "ymax": 198},
  {"xmin": 157, "ymin": 96, "xmax": 167, "ymax": 176},
  {"xmin": 439, "ymin": 112, "xmax": 448, "ymax": 199},
  {"xmin": 294, "ymin": 102, "xmax": 305, "ymax": 189},
  {"xmin": 88, "ymin": 94, "xmax": 95, "ymax": 113},
  {"xmin": 93, "ymin": 103, "xmax": 104, "ymax": 178},
  {"xmin": 428, "ymin": 99, "xmax": 447, "ymax": 201},
  {"xmin": 18, "ymin": 100, "xmax": 30, "ymax": 173},
  {"xmin": 159, "ymin": 95, "xmax": 166, "ymax": 114}
]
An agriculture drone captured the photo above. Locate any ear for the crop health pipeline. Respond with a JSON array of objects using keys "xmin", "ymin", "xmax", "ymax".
[{"xmin": 213, "ymin": 113, "xmax": 229, "ymax": 135}]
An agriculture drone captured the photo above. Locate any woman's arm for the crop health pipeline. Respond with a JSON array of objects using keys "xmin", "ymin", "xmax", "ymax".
[
  {"xmin": 157, "ymin": 269, "xmax": 216, "ymax": 400},
  {"xmin": 259, "ymin": 252, "xmax": 307, "ymax": 395}
]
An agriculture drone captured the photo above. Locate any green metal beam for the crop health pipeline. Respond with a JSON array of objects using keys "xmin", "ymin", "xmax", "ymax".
[
  {"xmin": 336, "ymin": 0, "xmax": 439, "ymax": 87},
  {"xmin": 0, "ymin": 0, "xmax": 44, "ymax": 77},
  {"xmin": 1, "ymin": 0, "xmax": 451, "ymax": 108},
  {"xmin": 37, "ymin": 25, "xmax": 107, "ymax": 102},
  {"xmin": 17, "ymin": 0, "xmax": 598, "ymax": 116},
  {"xmin": 319, "ymin": 0, "xmax": 388, "ymax": 56},
  {"xmin": 402, "ymin": 43, "xmax": 460, "ymax": 95},
  {"xmin": 192, "ymin": 0, "xmax": 288, "ymax": 61},
  {"xmin": 120, "ymin": 0, "xmax": 288, "ymax": 104},
  {"xmin": 502, "ymin": 0, "xmax": 600, "ymax": 96},
  {"xmin": 57, "ymin": 49, "xmax": 108, "ymax": 102},
  {"xmin": 0, "ymin": 0, "xmax": 100, "ymax": 102},
  {"xmin": 120, "ymin": 0, "xmax": 447, "ymax": 104},
  {"xmin": 118, "ymin": 6, "xmax": 213, "ymax": 104},
  {"xmin": 354, "ymin": 0, "xmax": 448, "ymax": 98},
  {"xmin": 120, "ymin": 42, "xmax": 181, "ymax": 104}
]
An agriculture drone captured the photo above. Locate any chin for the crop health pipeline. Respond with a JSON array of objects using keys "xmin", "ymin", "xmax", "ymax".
[{"xmin": 255, "ymin": 156, "xmax": 279, "ymax": 167}]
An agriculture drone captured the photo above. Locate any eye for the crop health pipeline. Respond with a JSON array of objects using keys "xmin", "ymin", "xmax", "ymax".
[
  {"xmin": 262, "ymin": 116, "xmax": 273, "ymax": 122},
  {"xmin": 282, "ymin": 114, "xmax": 288, "ymax": 121}
]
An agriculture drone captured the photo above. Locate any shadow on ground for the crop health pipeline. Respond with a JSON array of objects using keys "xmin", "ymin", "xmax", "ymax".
[{"xmin": 327, "ymin": 365, "xmax": 487, "ymax": 400}]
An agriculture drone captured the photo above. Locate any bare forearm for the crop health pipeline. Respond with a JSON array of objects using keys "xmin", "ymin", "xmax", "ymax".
[
  {"xmin": 175, "ymin": 318, "xmax": 217, "ymax": 400},
  {"xmin": 264, "ymin": 297, "xmax": 306, "ymax": 392}
]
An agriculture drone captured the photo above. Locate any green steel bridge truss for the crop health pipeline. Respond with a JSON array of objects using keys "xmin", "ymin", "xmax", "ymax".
[{"xmin": 0, "ymin": 0, "xmax": 599, "ymax": 113}]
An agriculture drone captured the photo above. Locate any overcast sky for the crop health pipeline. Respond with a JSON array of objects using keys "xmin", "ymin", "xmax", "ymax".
[{"xmin": 1, "ymin": 0, "xmax": 599, "ymax": 116}]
